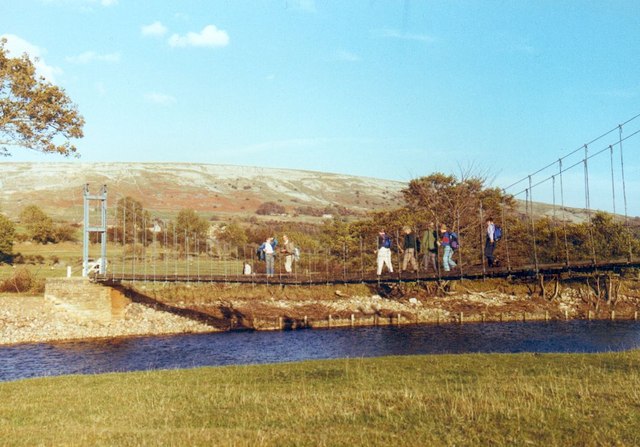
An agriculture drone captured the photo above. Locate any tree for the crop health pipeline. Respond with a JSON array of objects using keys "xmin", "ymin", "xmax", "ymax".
[
  {"xmin": 170, "ymin": 209, "xmax": 210, "ymax": 253},
  {"xmin": 114, "ymin": 197, "xmax": 150, "ymax": 244},
  {"xmin": 20, "ymin": 205, "xmax": 55, "ymax": 244},
  {"xmin": 0, "ymin": 39, "xmax": 84, "ymax": 156},
  {"xmin": 217, "ymin": 221, "xmax": 248, "ymax": 248},
  {"xmin": 0, "ymin": 213, "xmax": 15, "ymax": 263},
  {"xmin": 399, "ymin": 172, "xmax": 517, "ymax": 265}
]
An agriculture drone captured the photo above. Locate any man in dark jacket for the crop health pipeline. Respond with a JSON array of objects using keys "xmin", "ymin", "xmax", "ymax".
[
  {"xmin": 421, "ymin": 222, "xmax": 438, "ymax": 273},
  {"xmin": 401, "ymin": 226, "xmax": 418, "ymax": 272}
]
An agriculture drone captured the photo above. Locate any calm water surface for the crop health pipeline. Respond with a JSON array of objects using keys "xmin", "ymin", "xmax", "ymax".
[{"xmin": 1, "ymin": 320, "xmax": 640, "ymax": 382}]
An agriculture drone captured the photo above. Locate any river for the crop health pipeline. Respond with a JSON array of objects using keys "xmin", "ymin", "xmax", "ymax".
[{"xmin": 1, "ymin": 320, "xmax": 640, "ymax": 382}]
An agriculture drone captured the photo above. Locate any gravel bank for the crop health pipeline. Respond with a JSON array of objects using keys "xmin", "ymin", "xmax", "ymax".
[{"xmin": 0, "ymin": 296, "xmax": 216, "ymax": 346}]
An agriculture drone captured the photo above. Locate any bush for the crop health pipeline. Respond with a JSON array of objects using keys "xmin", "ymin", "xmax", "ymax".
[
  {"xmin": 52, "ymin": 223, "xmax": 77, "ymax": 243},
  {"xmin": 0, "ymin": 267, "xmax": 44, "ymax": 293},
  {"xmin": 256, "ymin": 202, "xmax": 286, "ymax": 216}
]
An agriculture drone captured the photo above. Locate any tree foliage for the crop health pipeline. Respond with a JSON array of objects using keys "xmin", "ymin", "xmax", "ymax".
[
  {"xmin": 256, "ymin": 202, "xmax": 286, "ymax": 216},
  {"xmin": 169, "ymin": 209, "xmax": 210, "ymax": 252},
  {"xmin": 0, "ymin": 213, "xmax": 15, "ymax": 263},
  {"xmin": 217, "ymin": 221, "xmax": 248, "ymax": 248},
  {"xmin": 20, "ymin": 205, "xmax": 55, "ymax": 244},
  {"xmin": 0, "ymin": 39, "xmax": 84, "ymax": 156},
  {"xmin": 113, "ymin": 197, "xmax": 150, "ymax": 244}
]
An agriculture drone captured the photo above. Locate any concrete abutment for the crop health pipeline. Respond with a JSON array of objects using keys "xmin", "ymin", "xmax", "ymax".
[{"xmin": 44, "ymin": 277, "xmax": 131, "ymax": 323}]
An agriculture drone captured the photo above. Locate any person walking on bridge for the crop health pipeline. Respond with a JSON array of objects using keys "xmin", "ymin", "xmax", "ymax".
[
  {"xmin": 261, "ymin": 237, "xmax": 275, "ymax": 276},
  {"xmin": 376, "ymin": 229, "xmax": 393, "ymax": 276},
  {"xmin": 421, "ymin": 221, "xmax": 439, "ymax": 273},
  {"xmin": 440, "ymin": 224, "xmax": 457, "ymax": 272},
  {"xmin": 485, "ymin": 218, "xmax": 496, "ymax": 267},
  {"xmin": 401, "ymin": 226, "xmax": 419, "ymax": 272},
  {"xmin": 281, "ymin": 234, "xmax": 295, "ymax": 273}
]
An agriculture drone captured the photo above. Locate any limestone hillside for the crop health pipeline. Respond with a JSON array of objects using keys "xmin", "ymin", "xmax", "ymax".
[{"xmin": 0, "ymin": 162, "xmax": 405, "ymax": 221}]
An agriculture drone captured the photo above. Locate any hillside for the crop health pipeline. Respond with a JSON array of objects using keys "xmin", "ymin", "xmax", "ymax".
[
  {"xmin": 0, "ymin": 162, "xmax": 405, "ymax": 221},
  {"xmin": 0, "ymin": 162, "xmax": 613, "ymax": 225}
]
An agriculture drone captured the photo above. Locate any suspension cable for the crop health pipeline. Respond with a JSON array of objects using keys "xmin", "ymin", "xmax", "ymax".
[
  {"xmin": 527, "ymin": 178, "xmax": 539, "ymax": 273},
  {"xmin": 503, "ymin": 112, "xmax": 640, "ymax": 193},
  {"xmin": 552, "ymin": 175, "xmax": 559, "ymax": 262},
  {"xmin": 510, "ymin": 128, "xmax": 640, "ymax": 197},
  {"xmin": 583, "ymin": 145, "xmax": 597, "ymax": 265},
  {"xmin": 609, "ymin": 145, "xmax": 616, "ymax": 216},
  {"xmin": 122, "ymin": 198, "xmax": 126, "ymax": 279},
  {"xmin": 480, "ymin": 202, "xmax": 486, "ymax": 275},
  {"xmin": 619, "ymin": 125, "xmax": 632, "ymax": 261},
  {"xmin": 501, "ymin": 196, "xmax": 511, "ymax": 271}
]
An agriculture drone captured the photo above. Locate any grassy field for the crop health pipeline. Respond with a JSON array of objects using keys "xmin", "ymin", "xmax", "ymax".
[{"xmin": 0, "ymin": 352, "xmax": 639, "ymax": 446}]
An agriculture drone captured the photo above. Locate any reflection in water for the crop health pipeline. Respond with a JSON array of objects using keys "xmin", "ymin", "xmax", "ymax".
[{"xmin": 1, "ymin": 320, "xmax": 639, "ymax": 382}]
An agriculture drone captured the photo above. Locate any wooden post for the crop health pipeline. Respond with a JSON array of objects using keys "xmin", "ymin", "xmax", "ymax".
[
  {"xmin": 304, "ymin": 315, "xmax": 308, "ymax": 328},
  {"xmin": 397, "ymin": 313, "xmax": 401, "ymax": 326},
  {"xmin": 611, "ymin": 310, "xmax": 615, "ymax": 321},
  {"xmin": 482, "ymin": 313, "xmax": 486, "ymax": 323},
  {"xmin": 587, "ymin": 310, "xmax": 592, "ymax": 321},
  {"xmin": 328, "ymin": 314, "xmax": 332, "ymax": 328},
  {"xmin": 460, "ymin": 311, "xmax": 464, "ymax": 324},
  {"xmin": 564, "ymin": 309, "xmax": 568, "ymax": 321},
  {"xmin": 350, "ymin": 314, "xmax": 355, "ymax": 327},
  {"xmin": 545, "ymin": 310, "xmax": 549, "ymax": 321},
  {"xmin": 522, "ymin": 312, "xmax": 526, "ymax": 322},
  {"xmin": 635, "ymin": 310, "xmax": 638, "ymax": 321},
  {"xmin": 278, "ymin": 316, "xmax": 283, "ymax": 330}
]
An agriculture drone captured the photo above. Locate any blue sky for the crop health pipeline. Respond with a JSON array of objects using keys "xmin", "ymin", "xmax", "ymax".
[{"xmin": 1, "ymin": 0, "xmax": 639, "ymax": 213}]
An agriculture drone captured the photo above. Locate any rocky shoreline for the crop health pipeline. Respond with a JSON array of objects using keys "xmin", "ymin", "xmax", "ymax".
[
  {"xmin": 0, "ymin": 295, "xmax": 215, "ymax": 346},
  {"xmin": 2, "ymin": 274, "xmax": 639, "ymax": 346}
]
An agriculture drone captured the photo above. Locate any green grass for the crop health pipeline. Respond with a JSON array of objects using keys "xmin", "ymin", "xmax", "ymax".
[{"xmin": 1, "ymin": 352, "xmax": 639, "ymax": 446}]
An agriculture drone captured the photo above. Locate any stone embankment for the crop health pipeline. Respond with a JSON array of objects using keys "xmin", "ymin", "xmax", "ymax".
[
  {"xmin": 0, "ymin": 295, "xmax": 214, "ymax": 346},
  {"xmin": 1, "ymin": 272, "xmax": 639, "ymax": 345}
]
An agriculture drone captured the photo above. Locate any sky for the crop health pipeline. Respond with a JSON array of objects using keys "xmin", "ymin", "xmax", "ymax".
[{"xmin": 1, "ymin": 0, "xmax": 639, "ymax": 214}]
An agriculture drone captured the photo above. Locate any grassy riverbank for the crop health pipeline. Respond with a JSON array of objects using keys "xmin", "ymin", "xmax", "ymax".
[{"xmin": 1, "ymin": 352, "xmax": 639, "ymax": 446}]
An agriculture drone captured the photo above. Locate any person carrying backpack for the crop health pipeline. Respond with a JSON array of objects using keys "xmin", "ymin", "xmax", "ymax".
[
  {"xmin": 485, "ymin": 217, "xmax": 498, "ymax": 267},
  {"xmin": 376, "ymin": 229, "xmax": 394, "ymax": 276},
  {"xmin": 281, "ymin": 234, "xmax": 296, "ymax": 274},
  {"xmin": 401, "ymin": 226, "xmax": 419, "ymax": 273},
  {"xmin": 439, "ymin": 224, "xmax": 457, "ymax": 272},
  {"xmin": 421, "ymin": 221, "xmax": 439, "ymax": 273}
]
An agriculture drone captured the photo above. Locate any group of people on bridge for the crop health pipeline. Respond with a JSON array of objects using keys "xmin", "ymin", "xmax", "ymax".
[
  {"xmin": 376, "ymin": 218, "xmax": 501, "ymax": 276},
  {"xmin": 252, "ymin": 218, "xmax": 501, "ymax": 277},
  {"xmin": 254, "ymin": 234, "xmax": 299, "ymax": 277}
]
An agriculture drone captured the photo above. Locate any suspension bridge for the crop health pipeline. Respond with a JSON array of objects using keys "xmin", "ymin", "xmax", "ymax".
[{"xmin": 84, "ymin": 114, "xmax": 640, "ymax": 287}]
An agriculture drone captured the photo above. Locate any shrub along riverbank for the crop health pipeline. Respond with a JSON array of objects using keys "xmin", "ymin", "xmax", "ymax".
[{"xmin": 1, "ymin": 351, "xmax": 639, "ymax": 446}]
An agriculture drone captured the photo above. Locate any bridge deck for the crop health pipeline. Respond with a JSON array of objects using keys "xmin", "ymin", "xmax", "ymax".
[{"xmin": 96, "ymin": 259, "xmax": 640, "ymax": 286}]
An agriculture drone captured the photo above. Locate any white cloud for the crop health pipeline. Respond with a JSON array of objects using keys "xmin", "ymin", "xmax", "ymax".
[
  {"xmin": 0, "ymin": 34, "xmax": 62, "ymax": 83},
  {"xmin": 335, "ymin": 49, "xmax": 360, "ymax": 62},
  {"xmin": 141, "ymin": 21, "xmax": 168, "ymax": 38},
  {"xmin": 168, "ymin": 25, "xmax": 230, "ymax": 48},
  {"xmin": 66, "ymin": 51, "xmax": 120, "ymax": 64},
  {"xmin": 377, "ymin": 28, "xmax": 435, "ymax": 44},
  {"xmin": 145, "ymin": 92, "xmax": 176, "ymax": 105}
]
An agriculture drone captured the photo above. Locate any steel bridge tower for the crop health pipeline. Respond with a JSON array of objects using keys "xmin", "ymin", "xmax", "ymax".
[{"xmin": 83, "ymin": 184, "xmax": 108, "ymax": 277}]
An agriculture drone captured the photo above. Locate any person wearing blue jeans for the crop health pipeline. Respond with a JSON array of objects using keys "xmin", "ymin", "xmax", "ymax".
[
  {"xmin": 440, "ymin": 224, "xmax": 457, "ymax": 272},
  {"xmin": 262, "ymin": 237, "xmax": 275, "ymax": 276}
]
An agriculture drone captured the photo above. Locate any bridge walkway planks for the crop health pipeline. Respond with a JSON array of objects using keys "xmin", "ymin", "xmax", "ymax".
[{"xmin": 96, "ymin": 259, "xmax": 640, "ymax": 286}]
